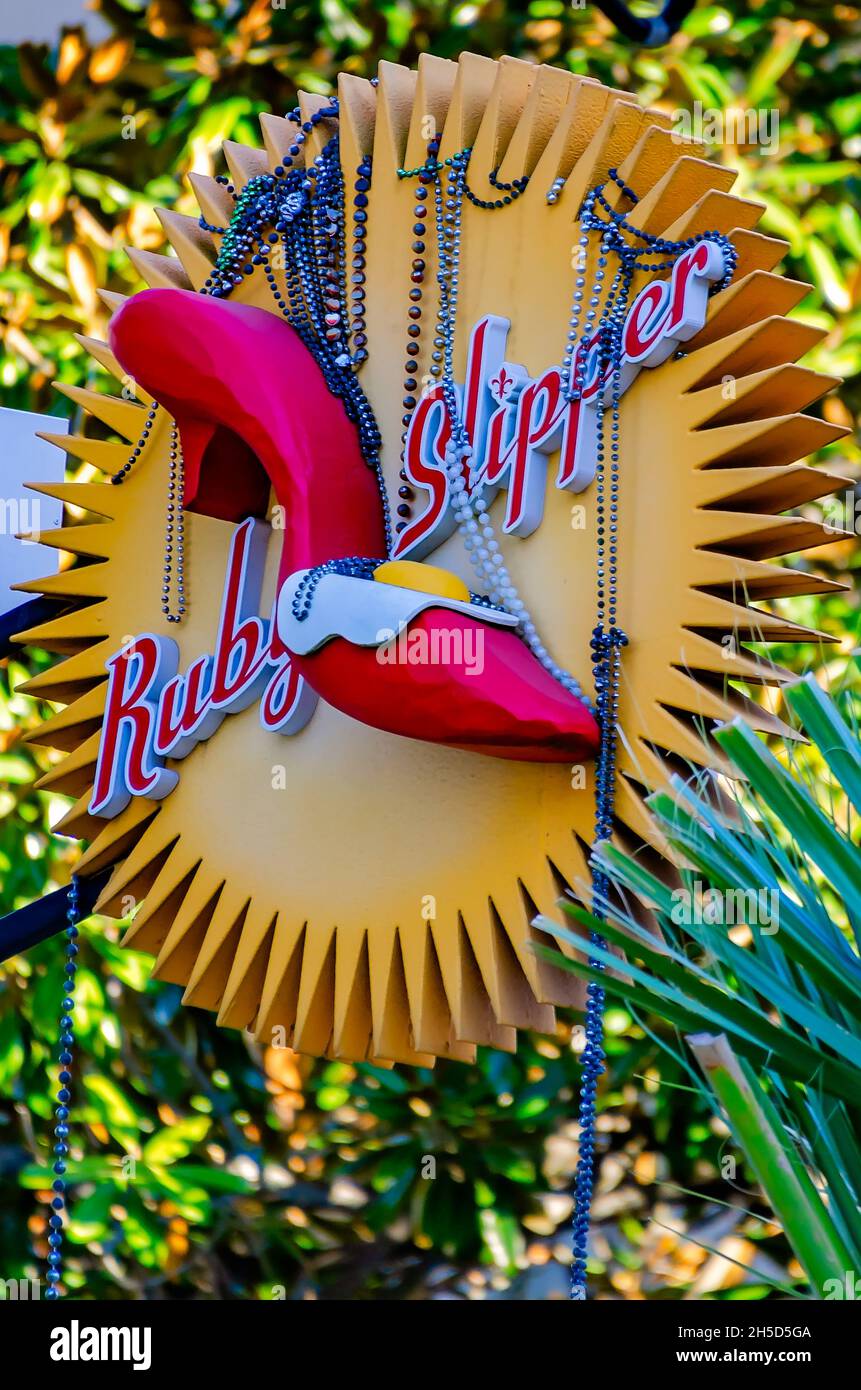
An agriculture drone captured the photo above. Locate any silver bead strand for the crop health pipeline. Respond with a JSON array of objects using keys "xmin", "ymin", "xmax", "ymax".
[{"xmin": 435, "ymin": 153, "xmax": 589, "ymax": 706}]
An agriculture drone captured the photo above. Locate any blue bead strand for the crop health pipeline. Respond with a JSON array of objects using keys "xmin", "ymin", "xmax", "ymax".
[
  {"xmin": 43, "ymin": 875, "xmax": 81, "ymax": 1301},
  {"xmin": 463, "ymin": 164, "xmax": 530, "ymax": 209},
  {"xmin": 571, "ymin": 243, "xmax": 628, "ymax": 1300},
  {"xmin": 110, "ymin": 402, "xmax": 159, "ymax": 485},
  {"xmin": 565, "ymin": 172, "xmax": 735, "ymax": 1299},
  {"xmin": 200, "ymin": 98, "xmax": 392, "ymax": 558}
]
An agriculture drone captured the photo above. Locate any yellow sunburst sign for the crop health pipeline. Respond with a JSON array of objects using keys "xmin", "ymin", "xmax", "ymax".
[{"xmin": 16, "ymin": 54, "xmax": 847, "ymax": 1064}]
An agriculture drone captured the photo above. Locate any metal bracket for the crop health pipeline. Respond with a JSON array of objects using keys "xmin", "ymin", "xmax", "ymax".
[{"xmin": 0, "ymin": 870, "xmax": 112, "ymax": 965}]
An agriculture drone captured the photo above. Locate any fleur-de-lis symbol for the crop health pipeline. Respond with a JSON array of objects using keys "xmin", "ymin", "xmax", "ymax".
[{"xmin": 491, "ymin": 365, "xmax": 513, "ymax": 401}]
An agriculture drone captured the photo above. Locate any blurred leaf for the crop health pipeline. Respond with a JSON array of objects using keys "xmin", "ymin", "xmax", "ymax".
[
  {"xmin": 0, "ymin": 1014, "xmax": 25, "ymax": 1088},
  {"xmin": 142, "ymin": 1116, "xmax": 211, "ymax": 1164},
  {"xmin": 745, "ymin": 21, "xmax": 805, "ymax": 105},
  {"xmin": 82, "ymin": 1073, "xmax": 142, "ymax": 1133}
]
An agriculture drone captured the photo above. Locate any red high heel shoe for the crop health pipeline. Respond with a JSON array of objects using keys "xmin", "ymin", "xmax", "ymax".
[{"xmin": 109, "ymin": 287, "xmax": 599, "ymax": 763}]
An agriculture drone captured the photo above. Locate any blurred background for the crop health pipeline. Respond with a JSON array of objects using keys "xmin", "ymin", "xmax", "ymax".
[{"xmin": 0, "ymin": 0, "xmax": 858, "ymax": 1299}]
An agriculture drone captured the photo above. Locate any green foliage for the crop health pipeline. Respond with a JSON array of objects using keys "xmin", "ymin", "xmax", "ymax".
[
  {"xmin": 2, "ymin": 937, "xmax": 747, "ymax": 1298},
  {"xmin": 538, "ymin": 677, "xmax": 861, "ymax": 1296},
  {"xmin": 1, "ymin": 1, "xmax": 859, "ymax": 1298}
]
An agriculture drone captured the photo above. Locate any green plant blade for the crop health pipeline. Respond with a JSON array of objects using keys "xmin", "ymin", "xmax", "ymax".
[
  {"xmin": 537, "ymin": 918, "xmax": 861, "ymax": 1101},
  {"xmin": 783, "ymin": 675, "xmax": 861, "ymax": 818},
  {"xmin": 714, "ymin": 720, "xmax": 861, "ymax": 928},
  {"xmin": 688, "ymin": 1034, "xmax": 855, "ymax": 1294}
]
